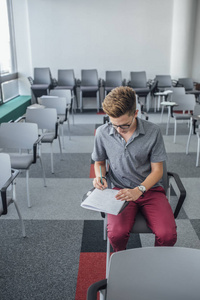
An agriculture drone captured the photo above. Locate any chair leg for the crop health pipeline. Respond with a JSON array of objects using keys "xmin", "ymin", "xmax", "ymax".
[
  {"xmin": 38, "ymin": 155, "xmax": 47, "ymax": 187},
  {"xmin": 26, "ymin": 169, "xmax": 31, "ymax": 208},
  {"xmin": 12, "ymin": 179, "xmax": 26, "ymax": 237},
  {"xmin": 50, "ymin": 144, "xmax": 54, "ymax": 174},
  {"xmin": 106, "ymin": 236, "xmax": 111, "ymax": 278},
  {"xmin": 80, "ymin": 90, "xmax": 83, "ymax": 113},
  {"xmin": 196, "ymin": 133, "xmax": 200, "ymax": 167},
  {"xmin": 173, "ymin": 119, "xmax": 177, "ymax": 143},
  {"xmin": 186, "ymin": 118, "xmax": 192, "ymax": 155},
  {"xmin": 96, "ymin": 91, "xmax": 100, "ymax": 113}
]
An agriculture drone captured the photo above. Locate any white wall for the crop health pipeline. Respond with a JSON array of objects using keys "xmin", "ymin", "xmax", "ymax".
[
  {"xmin": 170, "ymin": 0, "xmax": 197, "ymax": 79},
  {"xmin": 192, "ymin": 1, "xmax": 200, "ymax": 81},
  {"xmin": 12, "ymin": 0, "xmax": 200, "ymax": 82}
]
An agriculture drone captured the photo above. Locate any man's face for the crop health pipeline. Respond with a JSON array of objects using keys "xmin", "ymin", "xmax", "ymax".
[{"xmin": 109, "ymin": 111, "xmax": 138, "ymax": 134}]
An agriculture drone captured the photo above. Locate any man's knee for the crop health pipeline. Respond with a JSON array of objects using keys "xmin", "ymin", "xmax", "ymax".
[{"xmin": 155, "ymin": 227, "xmax": 177, "ymax": 246}]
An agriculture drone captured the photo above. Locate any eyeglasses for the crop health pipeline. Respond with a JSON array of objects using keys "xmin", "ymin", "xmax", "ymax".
[{"xmin": 110, "ymin": 118, "xmax": 134, "ymax": 130}]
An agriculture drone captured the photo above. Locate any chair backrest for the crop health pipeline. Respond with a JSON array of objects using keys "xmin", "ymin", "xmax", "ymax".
[
  {"xmin": 50, "ymin": 89, "xmax": 71, "ymax": 104},
  {"xmin": 155, "ymin": 75, "xmax": 172, "ymax": 88},
  {"xmin": 169, "ymin": 86, "xmax": 185, "ymax": 97},
  {"xmin": 26, "ymin": 108, "xmax": 57, "ymax": 131},
  {"xmin": 81, "ymin": 69, "xmax": 98, "ymax": 86},
  {"xmin": 34, "ymin": 67, "xmax": 52, "ymax": 84},
  {"xmin": 106, "ymin": 247, "xmax": 200, "ymax": 300},
  {"xmin": 173, "ymin": 94, "xmax": 196, "ymax": 111},
  {"xmin": 105, "ymin": 71, "xmax": 122, "ymax": 87},
  {"xmin": 178, "ymin": 78, "xmax": 193, "ymax": 91},
  {"xmin": 57, "ymin": 69, "xmax": 75, "ymax": 86},
  {"xmin": 0, "ymin": 122, "xmax": 39, "ymax": 150},
  {"xmin": 38, "ymin": 96, "xmax": 67, "ymax": 114},
  {"xmin": 130, "ymin": 71, "xmax": 147, "ymax": 88},
  {"xmin": 0, "ymin": 153, "xmax": 11, "ymax": 191}
]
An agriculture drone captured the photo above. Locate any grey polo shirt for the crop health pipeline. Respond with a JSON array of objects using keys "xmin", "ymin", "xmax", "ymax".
[{"xmin": 91, "ymin": 117, "xmax": 167, "ymax": 189}]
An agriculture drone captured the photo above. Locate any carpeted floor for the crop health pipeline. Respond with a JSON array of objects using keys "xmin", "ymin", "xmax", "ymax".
[{"xmin": 1, "ymin": 110, "xmax": 200, "ymax": 299}]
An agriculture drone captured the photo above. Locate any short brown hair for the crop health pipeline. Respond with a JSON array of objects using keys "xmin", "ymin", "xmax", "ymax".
[{"xmin": 102, "ymin": 86, "xmax": 136, "ymax": 118}]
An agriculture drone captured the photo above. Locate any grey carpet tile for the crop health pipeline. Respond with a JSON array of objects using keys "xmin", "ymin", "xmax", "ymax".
[
  {"xmin": 18, "ymin": 153, "xmax": 92, "ymax": 178},
  {"xmin": 180, "ymin": 178, "xmax": 200, "ymax": 219},
  {"xmin": 166, "ymin": 153, "xmax": 200, "ymax": 177},
  {"xmin": 1, "ymin": 178, "xmax": 102, "ymax": 220},
  {"xmin": 0, "ymin": 220, "xmax": 83, "ymax": 300},
  {"xmin": 190, "ymin": 220, "xmax": 200, "ymax": 240},
  {"xmin": 158, "ymin": 122, "xmax": 191, "ymax": 136},
  {"xmin": 64, "ymin": 123, "xmax": 96, "ymax": 136}
]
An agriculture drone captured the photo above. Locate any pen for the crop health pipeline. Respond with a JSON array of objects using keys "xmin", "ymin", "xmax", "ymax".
[{"xmin": 100, "ymin": 166, "xmax": 103, "ymax": 185}]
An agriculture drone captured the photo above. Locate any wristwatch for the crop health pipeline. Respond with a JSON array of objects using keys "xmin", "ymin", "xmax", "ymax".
[{"xmin": 137, "ymin": 185, "xmax": 146, "ymax": 194}]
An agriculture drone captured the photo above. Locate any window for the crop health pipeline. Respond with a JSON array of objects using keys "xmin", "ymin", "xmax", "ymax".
[{"xmin": 0, "ymin": 0, "xmax": 17, "ymax": 75}]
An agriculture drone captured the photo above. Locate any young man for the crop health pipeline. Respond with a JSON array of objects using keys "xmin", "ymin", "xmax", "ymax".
[{"xmin": 92, "ymin": 86, "xmax": 177, "ymax": 252}]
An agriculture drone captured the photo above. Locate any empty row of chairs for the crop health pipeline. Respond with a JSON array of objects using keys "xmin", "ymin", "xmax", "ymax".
[{"xmin": 29, "ymin": 68, "xmax": 200, "ymax": 112}]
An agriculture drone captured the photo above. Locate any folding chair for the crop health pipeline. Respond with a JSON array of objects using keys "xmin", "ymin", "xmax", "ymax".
[
  {"xmin": 0, "ymin": 122, "xmax": 46, "ymax": 208},
  {"xmin": 0, "ymin": 153, "xmax": 26, "ymax": 237}
]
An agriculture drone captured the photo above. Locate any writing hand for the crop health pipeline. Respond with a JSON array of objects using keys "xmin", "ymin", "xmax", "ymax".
[{"xmin": 93, "ymin": 177, "xmax": 108, "ymax": 190}]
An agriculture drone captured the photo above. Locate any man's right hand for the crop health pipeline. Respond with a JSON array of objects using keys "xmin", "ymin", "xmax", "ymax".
[{"xmin": 93, "ymin": 177, "xmax": 108, "ymax": 190}]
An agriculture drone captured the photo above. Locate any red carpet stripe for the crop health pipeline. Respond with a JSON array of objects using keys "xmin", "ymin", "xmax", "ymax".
[{"xmin": 75, "ymin": 252, "xmax": 106, "ymax": 300}]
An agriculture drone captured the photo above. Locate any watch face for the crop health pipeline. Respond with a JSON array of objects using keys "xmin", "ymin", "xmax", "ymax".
[{"xmin": 139, "ymin": 185, "xmax": 146, "ymax": 193}]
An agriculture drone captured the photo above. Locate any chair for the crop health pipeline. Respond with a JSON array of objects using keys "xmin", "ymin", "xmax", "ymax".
[
  {"xmin": 0, "ymin": 122, "xmax": 46, "ymax": 208},
  {"xmin": 55, "ymin": 69, "xmax": 78, "ymax": 111},
  {"xmin": 79, "ymin": 69, "xmax": 100, "ymax": 112},
  {"xmin": 29, "ymin": 67, "xmax": 53, "ymax": 102},
  {"xmin": 50, "ymin": 88, "xmax": 74, "ymax": 125},
  {"xmin": 25, "ymin": 108, "xmax": 62, "ymax": 174},
  {"xmin": 38, "ymin": 95, "xmax": 71, "ymax": 148},
  {"xmin": 160, "ymin": 87, "xmax": 185, "ymax": 134},
  {"xmin": 87, "ymin": 247, "xmax": 200, "ymax": 300},
  {"xmin": 104, "ymin": 71, "xmax": 123, "ymax": 96},
  {"xmin": 155, "ymin": 75, "xmax": 173, "ymax": 91},
  {"xmin": 0, "ymin": 153, "xmax": 26, "ymax": 237},
  {"xmin": 178, "ymin": 77, "xmax": 200, "ymax": 100},
  {"xmin": 186, "ymin": 103, "xmax": 200, "ymax": 166},
  {"xmin": 128, "ymin": 71, "xmax": 150, "ymax": 111},
  {"xmin": 172, "ymin": 94, "xmax": 196, "ymax": 143}
]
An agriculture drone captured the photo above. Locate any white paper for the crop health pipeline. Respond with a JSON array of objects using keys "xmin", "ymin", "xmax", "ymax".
[{"xmin": 81, "ymin": 188, "xmax": 126, "ymax": 215}]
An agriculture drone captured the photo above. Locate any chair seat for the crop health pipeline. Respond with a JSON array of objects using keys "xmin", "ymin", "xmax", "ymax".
[
  {"xmin": 80, "ymin": 86, "xmax": 99, "ymax": 92},
  {"xmin": 55, "ymin": 85, "xmax": 74, "ymax": 90},
  {"xmin": 186, "ymin": 90, "xmax": 200, "ymax": 95},
  {"xmin": 105, "ymin": 86, "xmax": 116, "ymax": 92},
  {"xmin": 9, "ymin": 154, "xmax": 34, "ymax": 169},
  {"xmin": 133, "ymin": 87, "xmax": 150, "ymax": 94},
  {"xmin": 41, "ymin": 132, "xmax": 56, "ymax": 143},
  {"xmin": 173, "ymin": 113, "xmax": 191, "ymax": 120},
  {"xmin": 131, "ymin": 211, "xmax": 152, "ymax": 233},
  {"xmin": 0, "ymin": 197, "xmax": 13, "ymax": 215},
  {"xmin": 31, "ymin": 84, "xmax": 50, "ymax": 89}
]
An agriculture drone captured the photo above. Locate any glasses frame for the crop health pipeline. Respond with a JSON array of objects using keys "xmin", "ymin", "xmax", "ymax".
[{"xmin": 110, "ymin": 117, "xmax": 134, "ymax": 130}]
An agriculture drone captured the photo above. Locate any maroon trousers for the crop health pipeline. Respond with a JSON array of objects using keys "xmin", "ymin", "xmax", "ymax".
[{"xmin": 107, "ymin": 186, "xmax": 177, "ymax": 252}]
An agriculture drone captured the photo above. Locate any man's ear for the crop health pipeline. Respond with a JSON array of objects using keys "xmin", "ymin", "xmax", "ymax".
[{"xmin": 135, "ymin": 109, "xmax": 139, "ymax": 117}]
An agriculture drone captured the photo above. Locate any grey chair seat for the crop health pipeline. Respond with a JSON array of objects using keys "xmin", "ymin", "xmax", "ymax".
[
  {"xmin": 55, "ymin": 85, "xmax": 74, "ymax": 90},
  {"xmin": 31, "ymin": 84, "xmax": 51, "ymax": 89},
  {"xmin": 80, "ymin": 86, "xmax": 99, "ymax": 92},
  {"xmin": 104, "ymin": 86, "xmax": 116, "ymax": 92},
  {"xmin": 133, "ymin": 87, "xmax": 150, "ymax": 94},
  {"xmin": 186, "ymin": 90, "xmax": 200, "ymax": 95},
  {"xmin": 173, "ymin": 113, "xmax": 192, "ymax": 120},
  {"xmin": 41, "ymin": 133, "xmax": 56, "ymax": 143},
  {"xmin": 131, "ymin": 211, "xmax": 152, "ymax": 233},
  {"xmin": 9, "ymin": 154, "xmax": 33, "ymax": 170}
]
